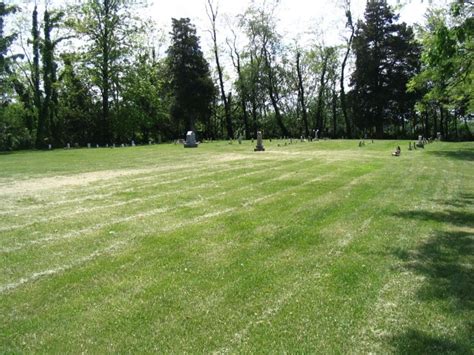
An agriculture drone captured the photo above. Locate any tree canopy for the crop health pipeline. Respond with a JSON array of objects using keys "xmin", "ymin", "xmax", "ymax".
[{"xmin": 0, "ymin": 0, "xmax": 472, "ymax": 150}]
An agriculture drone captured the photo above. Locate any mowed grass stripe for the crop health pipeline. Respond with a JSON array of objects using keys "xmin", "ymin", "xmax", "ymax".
[
  {"xmin": 0, "ymin": 154, "xmax": 271, "ymax": 218},
  {"xmin": 0, "ymin": 157, "xmax": 282, "ymax": 231},
  {"xmin": 0, "ymin": 155, "xmax": 317, "ymax": 249},
  {"xmin": 1, "ymin": 158, "xmax": 365, "ymax": 287}
]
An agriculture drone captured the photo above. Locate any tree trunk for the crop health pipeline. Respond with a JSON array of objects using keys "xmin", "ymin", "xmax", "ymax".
[
  {"xmin": 266, "ymin": 54, "xmax": 289, "ymax": 137},
  {"xmin": 340, "ymin": 5, "xmax": 354, "ymax": 139},
  {"xmin": 207, "ymin": 1, "xmax": 233, "ymax": 139},
  {"xmin": 332, "ymin": 80, "xmax": 337, "ymax": 138},
  {"xmin": 32, "ymin": 6, "xmax": 44, "ymax": 149},
  {"xmin": 296, "ymin": 51, "xmax": 309, "ymax": 137},
  {"xmin": 315, "ymin": 54, "xmax": 328, "ymax": 132}
]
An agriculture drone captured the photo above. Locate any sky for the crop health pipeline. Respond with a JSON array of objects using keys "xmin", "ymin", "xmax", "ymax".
[{"xmin": 142, "ymin": 0, "xmax": 449, "ymax": 50}]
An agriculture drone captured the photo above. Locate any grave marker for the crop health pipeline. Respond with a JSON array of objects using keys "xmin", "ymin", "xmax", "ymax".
[
  {"xmin": 254, "ymin": 131, "xmax": 265, "ymax": 151},
  {"xmin": 184, "ymin": 131, "xmax": 198, "ymax": 148}
]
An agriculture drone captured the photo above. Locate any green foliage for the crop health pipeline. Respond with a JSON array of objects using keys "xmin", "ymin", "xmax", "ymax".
[
  {"xmin": 0, "ymin": 2, "xmax": 19, "ymax": 104},
  {"xmin": 119, "ymin": 54, "xmax": 171, "ymax": 142},
  {"xmin": 409, "ymin": 1, "xmax": 473, "ymax": 130},
  {"xmin": 0, "ymin": 103, "xmax": 33, "ymax": 150},
  {"xmin": 71, "ymin": 0, "xmax": 143, "ymax": 144}
]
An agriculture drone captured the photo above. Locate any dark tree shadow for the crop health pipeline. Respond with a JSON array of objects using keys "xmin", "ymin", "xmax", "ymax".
[
  {"xmin": 389, "ymin": 328, "xmax": 472, "ymax": 354},
  {"xmin": 430, "ymin": 193, "xmax": 474, "ymax": 209},
  {"xmin": 403, "ymin": 230, "xmax": 473, "ymax": 311},
  {"xmin": 391, "ymin": 203, "xmax": 474, "ymax": 353},
  {"xmin": 427, "ymin": 149, "xmax": 474, "ymax": 161},
  {"xmin": 395, "ymin": 210, "xmax": 474, "ymax": 228}
]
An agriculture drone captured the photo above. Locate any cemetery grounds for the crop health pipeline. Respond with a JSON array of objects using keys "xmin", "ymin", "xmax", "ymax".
[{"xmin": 0, "ymin": 140, "xmax": 473, "ymax": 352}]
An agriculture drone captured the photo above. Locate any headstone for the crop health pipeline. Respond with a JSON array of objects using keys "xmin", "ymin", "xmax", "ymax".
[
  {"xmin": 106, "ymin": 144, "xmax": 109, "ymax": 148},
  {"xmin": 238, "ymin": 136, "xmax": 242, "ymax": 144},
  {"xmin": 157, "ymin": 134, "xmax": 162, "ymax": 144},
  {"xmin": 96, "ymin": 144, "xmax": 99, "ymax": 148},
  {"xmin": 112, "ymin": 144, "xmax": 115, "ymax": 148},
  {"xmin": 290, "ymin": 138, "xmax": 293, "ymax": 144},
  {"xmin": 149, "ymin": 140, "xmax": 152, "ymax": 145},
  {"xmin": 314, "ymin": 129, "xmax": 319, "ymax": 140},
  {"xmin": 121, "ymin": 144, "xmax": 124, "ymax": 148},
  {"xmin": 437, "ymin": 132, "xmax": 442, "ymax": 140},
  {"xmin": 300, "ymin": 136, "xmax": 304, "ymax": 142},
  {"xmin": 87, "ymin": 143, "xmax": 91, "ymax": 148},
  {"xmin": 66, "ymin": 143, "xmax": 70, "ymax": 149},
  {"xmin": 416, "ymin": 135, "xmax": 424, "ymax": 148},
  {"xmin": 184, "ymin": 131, "xmax": 198, "ymax": 148},
  {"xmin": 254, "ymin": 131, "xmax": 265, "ymax": 151},
  {"xmin": 131, "ymin": 140, "xmax": 135, "ymax": 147},
  {"xmin": 48, "ymin": 144, "xmax": 52, "ymax": 150}
]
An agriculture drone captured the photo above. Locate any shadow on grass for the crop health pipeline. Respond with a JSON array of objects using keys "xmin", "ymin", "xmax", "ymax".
[
  {"xmin": 431, "ymin": 193, "xmax": 474, "ymax": 209},
  {"xmin": 427, "ymin": 149, "xmax": 474, "ymax": 161},
  {"xmin": 399, "ymin": 230, "xmax": 473, "ymax": 310},
  {"xmin": 389, "ymin": 328, "xmax": 472, "ymax": 354},
  {"xmin": 391, "ymin": 204, "xmax": 473, "ymax": 353},
  {"xmin": 395, "ymin": 209, "xmax": 474, "ymax": 228}
]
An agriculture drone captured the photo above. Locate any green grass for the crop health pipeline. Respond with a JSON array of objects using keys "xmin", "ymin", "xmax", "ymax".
[{"xmin": 1, "ymin": 139, "xmax": 473, "ymax": 353}]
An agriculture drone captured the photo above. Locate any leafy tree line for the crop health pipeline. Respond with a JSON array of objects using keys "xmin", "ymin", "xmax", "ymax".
[{"xmin": 0, "ymin": 0, "xmax": 472, "ymax": 150}]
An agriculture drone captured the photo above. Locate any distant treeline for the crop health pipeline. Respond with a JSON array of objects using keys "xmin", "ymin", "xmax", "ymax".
[{"xmin": 0, "ymin": 0, "xmax": 472, "ymax": 150}]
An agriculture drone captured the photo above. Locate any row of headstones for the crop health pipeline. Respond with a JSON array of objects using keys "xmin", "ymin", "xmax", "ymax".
[
  {"xmin": 408, "ymin": 134, "xmax": 439, "ymax": 150},
  {"xmin": 183, "ymin": 130, "xmax": 319, "ymax": 151},
  {"xmin": 56, "ymin": 141, "xmax": 137, "ymax": 150}
]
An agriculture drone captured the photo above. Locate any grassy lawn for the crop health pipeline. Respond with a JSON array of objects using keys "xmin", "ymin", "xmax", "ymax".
[{"xmin": 1, "ymin": 139, "xmax": 473, "ymax": 353}]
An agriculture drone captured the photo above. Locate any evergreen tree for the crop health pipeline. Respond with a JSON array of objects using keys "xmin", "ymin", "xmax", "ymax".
[
  {"xmin": 167, "ymin": 18, "xmax": 215, "ymax": 135},
  {"xmin": 350, "ymin": 0, "xmax": 420, "ymax": 138}
]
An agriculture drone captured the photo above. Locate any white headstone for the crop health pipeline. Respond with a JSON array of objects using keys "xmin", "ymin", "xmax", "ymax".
[
  {"xmin": 87, "ymin": 143, "xmax": 91, "ymax": 148},
  {"xmin": 131, "ymin": 140, "xmax": 135, "ymax": 147},
  {"xmin": 48, "ymin": 144, "xmax": 52, "ymax": 150},
  {"xmin": 66, "ymin": 143, "xmax": 70, "ymax": 149}
]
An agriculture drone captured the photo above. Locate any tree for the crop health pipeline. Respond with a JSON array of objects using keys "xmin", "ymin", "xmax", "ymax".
[
  {"xmin": 207, "ymin": 0, "xmax": 233, "ymax": 139},
  {"xmin": 350, "ymin": 0, "xmax": 420, "ymax": 138},
  {"xmin": 0, "ymin": 1, "xmax": 19, "ymax": 103},
  {"xmin": 71, "ymin": 0, "xmax": 140, "ymax": 144},
  {"xmin": 167, "ymin": 18, "xmax": 215, "ymax": 135},
  {"xmin": 296, "ymin": 50, "xmax": 309, "ymax": 137},
  {"xmin": 57, "ymin": 54, "xmax": 95, "ymax": 145},
  {"xmin": 408, "ymin": 1, "xmax": 473, "ymax": 140},
  {"xmin": 227, "ymin": 28, "xmax": 251, "ymax": 139},
  {"xmin": 340, "ymin": 0, "xmax": 354, "ymax": 138},
  {"xmin": 240, "ymin": 2, "xmax": 289, "ymax": 137}
]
